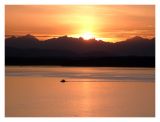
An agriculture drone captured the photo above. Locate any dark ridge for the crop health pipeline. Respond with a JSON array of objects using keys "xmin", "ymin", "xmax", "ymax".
[
  {"xmin": 5, "ymin": 34, "xmax": 155, "ymax": 67},
  {"xmin": 5, "ymin": 56, "xmax": 155, "ymax": 67}
]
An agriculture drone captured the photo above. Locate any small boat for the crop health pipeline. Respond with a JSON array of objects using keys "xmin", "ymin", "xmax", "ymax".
[{"xmin": 60, "ymin": 79, "xmax": 66, "ymax": 83}]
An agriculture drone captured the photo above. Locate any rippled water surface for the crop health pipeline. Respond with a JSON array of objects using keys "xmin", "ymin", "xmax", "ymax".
[{"xmin": 5, "ymin": 66, "xmax": 155, "ymax": 117}]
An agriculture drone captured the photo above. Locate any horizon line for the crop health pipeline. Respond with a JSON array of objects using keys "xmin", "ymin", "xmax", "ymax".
[{"xmin": 5, "ymin": 34, "xmax": 155, "ymax": 42}]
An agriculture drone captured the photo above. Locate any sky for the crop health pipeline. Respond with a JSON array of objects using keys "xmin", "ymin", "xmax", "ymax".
[{"xmin": 5, "ymin": 5, "xmax": 155, "ymax": 42}]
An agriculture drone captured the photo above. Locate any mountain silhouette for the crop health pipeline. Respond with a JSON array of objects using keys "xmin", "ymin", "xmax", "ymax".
[
  {"xmin": 6, "ymin": 34, "xmax": 39, "ymax": 48},
  {"xmin": 5, "ymin": 34, "xmax": 155, "ymax": 57}
]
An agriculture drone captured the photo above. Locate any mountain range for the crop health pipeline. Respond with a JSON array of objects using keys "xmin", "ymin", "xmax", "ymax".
[{"xmin": 5, "ymin": 34, "xmax": 155, "ymax": 58}]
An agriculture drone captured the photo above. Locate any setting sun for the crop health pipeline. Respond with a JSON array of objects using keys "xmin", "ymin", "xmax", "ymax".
[
  {"xmin": 81, "ymin": 32, "xmax": 95, "ymax": 40},
  {"xmin": 5, "ymin": 5, "xmax": 155, "ymax": 42}
]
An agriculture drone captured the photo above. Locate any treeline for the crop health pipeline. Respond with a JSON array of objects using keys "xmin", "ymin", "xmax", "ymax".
[{"xmin": 5, "ymin": 56, "xmax": 155, "ymax": 67}]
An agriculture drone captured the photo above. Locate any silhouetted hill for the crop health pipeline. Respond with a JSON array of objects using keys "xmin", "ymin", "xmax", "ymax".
[
  {"xmin": 6, "ymin": 34, "xmax": 39, "ymax": 48},
  {"xmin": 6, "ymin": 34, "xmax": 155, "ymax": 57},
  {"xmin": 5, "ymin": 34, "xmax": 155, "ymax": 67},
  {"xmin": 114, "ymin": 36, "xmax": 155, "ymax": 56}
]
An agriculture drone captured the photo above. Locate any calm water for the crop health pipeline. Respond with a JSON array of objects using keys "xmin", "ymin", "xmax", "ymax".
[{"xmin": 5, "ymin": 66, "xmax": 155, "ymax": 117}]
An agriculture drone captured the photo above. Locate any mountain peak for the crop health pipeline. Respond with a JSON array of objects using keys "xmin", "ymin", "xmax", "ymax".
[
  {"xmin": 127, "ymin": 36, "xmax": 146, "ymax": 41},
  {"xmin": 22, "ymin": 34, "xmax": 38, "ymax": 40}
]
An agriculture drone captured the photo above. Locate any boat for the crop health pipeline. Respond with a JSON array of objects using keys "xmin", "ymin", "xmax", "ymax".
[{"xmin": 60, "ymin": 79, "xmax": 66, "ymax": 83}]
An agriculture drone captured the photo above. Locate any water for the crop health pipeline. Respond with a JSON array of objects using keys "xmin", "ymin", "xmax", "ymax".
[
  {"xmin": 5, "ymin": 66, "xmax": 155, "ymax": 117},
  {"xmin": 6, "ymin": 66, "xmax": 154, "ymax": 82}
]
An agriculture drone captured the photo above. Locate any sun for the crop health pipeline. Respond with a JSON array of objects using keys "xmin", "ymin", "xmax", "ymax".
[{"xmin": 81, "ymin": 32, "xmax": 95, "ymax": 40}]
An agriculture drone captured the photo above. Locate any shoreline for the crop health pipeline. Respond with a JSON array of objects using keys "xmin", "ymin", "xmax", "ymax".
[
  {"xmin": 5, "ymin": 56, "xmax": 155, "ymax": 67},
  {"xmin": 5, "ymin": 64, "xmax": 155, "ymax": 68}
]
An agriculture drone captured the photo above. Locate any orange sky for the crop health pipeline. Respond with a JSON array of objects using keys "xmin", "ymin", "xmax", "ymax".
[{"xmin": 5, "ymin": 5, "xmax": 155, "ymax": 42}]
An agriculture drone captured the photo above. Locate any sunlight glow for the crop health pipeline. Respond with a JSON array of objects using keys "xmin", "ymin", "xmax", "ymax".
[
  {"xmin": 5, "ymin": 5, "xmax": 155, "ymax": 42},
  {"xmin": 81, "ymin": 32, "xmax": 95, "ymax": 40}
]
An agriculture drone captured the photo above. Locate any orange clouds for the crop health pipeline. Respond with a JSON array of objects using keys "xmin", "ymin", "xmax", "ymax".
[{"xmin": 5, "ymin": 5, "xmax": 155, "ymax": 42}]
